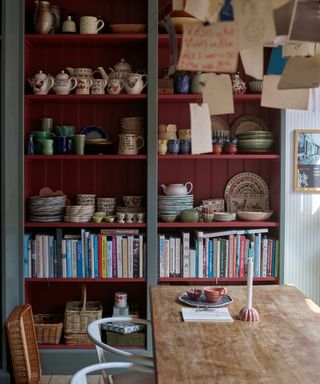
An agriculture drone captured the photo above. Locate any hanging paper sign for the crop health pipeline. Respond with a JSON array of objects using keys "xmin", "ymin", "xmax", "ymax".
[
  {"xmin": 172, "ymin": 0, "xmax": 185, "ymax": 10},
  {"xmin": 185, "ymin": 0, "xmax": 224, "ymax": 23},
  {"xmin": 190, "ymin": 103, "xmax": 213, "ymax": 154},
  {"xmin": 177, "ymin": 22, "xmax": 238, "ymax": 73}
]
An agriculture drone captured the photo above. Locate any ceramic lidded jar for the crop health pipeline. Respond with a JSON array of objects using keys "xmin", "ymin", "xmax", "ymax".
[
  {"xmin": 160, "ymin": 182, "xmax": 193, "ymax": 196},
  {"xmin": 53, "ymin": 70, "xmax": 77, "ymax": 95},
  {"xmin": 28, "ymin": 70, "xmax": 54, "ymax": 95},
  {"xmin": 232, "ymin": 72, "xmax": 247, "ymax": 94}
]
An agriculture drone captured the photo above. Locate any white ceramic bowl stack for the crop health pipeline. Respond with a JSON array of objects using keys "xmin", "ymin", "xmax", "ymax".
[
  {"xmin": 120, "ymin": 117, "xmax": 145, "ymax": 137},
  {"xmin": 28, "ymin": 195, "xmax": 67, "ymax": 222},
  {"xmin": 97, "ymin": 197, "xmax": 117, "ymax": 215},
  {"xmin": 158, "ymin": 195, "xmax": 194, "ymax": 217},
  {"xmin": 64, "ymin": 205, "xmax": 95, "ymax": 223}
]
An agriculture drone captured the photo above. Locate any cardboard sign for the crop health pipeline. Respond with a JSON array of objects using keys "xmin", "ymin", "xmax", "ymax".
[
  {"xmin": 278, "ymin": 56, "xmax": 320, "ymax": 89},
  {"xmin": 232, "ymin": 0, "xmax": 276, "ymax": 49},
  {"xmin": 203, "ymin": 73, "xmax": 234, "ymax": 115},
  {"xmin": 289, "ymin": 0, "xmax": 320, "ymax": 43},
  {"xmin": 272, "ymin": 0, "xmax": 291, "ymax": 9},
  {"xmin": 172, "ymin": 0, "xmax": 185, "ymax": 10},
  {"xmin": 240, "ymin": 45, "xmax": 263, "ymax": 80},
  {"xmin": 261, "ymin": 75, "xmax": 310, "ymax": 110},
  {"xmin": 267, "ymin": 46, "xmax": 288, "ymax": 75},
  {"xmin": 185, "ymin": 0, "xmax": 224, "ymax": 22},
  {"xmin": 177, "ymin": 22, "xmax": 238, "ymax": 73},
  {"xmin": 190, "ymin": 103, "xmax": 213, "ymax": 154},
  {"xmin": 283, "ymin": 42, "xmax": 316, "ymax": 57}
]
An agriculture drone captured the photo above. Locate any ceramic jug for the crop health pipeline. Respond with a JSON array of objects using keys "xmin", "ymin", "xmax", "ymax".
[
  {"xmin": 28, "ymin": 70, "xmax": 54, "ymax": 95},
  {"xmin": 33, "ymin": 1, "xmax": 55, "ymax": 34},
  {"xmin": 160, "ymin": 182, "xmax": 193, "ymax": 196},
  {"xmin": 65, "ymin": 67, "xmax": 93, "ymax": 78},
  {"xmin": 124, "ymin": 73, "xmax": 148, "ymax": 94},
  {"xmin": 53, "ymin": 70, "xmax": 77, "ymax": 94},
  {"xmin": 191, "ymin": 71, "xmax": 208, "ymax": 93}
]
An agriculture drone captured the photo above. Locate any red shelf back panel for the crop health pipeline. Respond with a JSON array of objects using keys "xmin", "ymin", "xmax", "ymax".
[
  {"xmin": 25, "ymin": 0, "xmax": 148, "ymax": 33},
  {"xmin": 24, "ymin": 280, "xmax": 147, "ymax": 317},
  {"xmin": 24, "ymin": 159, "xmax": 147, "ymax": 201}
]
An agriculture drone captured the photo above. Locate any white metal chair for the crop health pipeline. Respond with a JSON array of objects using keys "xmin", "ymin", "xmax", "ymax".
[
  {"xmin": 70, "ymin": 362, "xmax": 154, "ymax": 384},
  {"xmin": 87, "ymin": 317, "xmax": 155, "ymax": 384}
]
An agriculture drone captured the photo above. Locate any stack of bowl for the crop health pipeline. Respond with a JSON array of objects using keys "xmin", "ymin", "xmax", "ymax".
[
  {"xmin": 158, "ymin": 194, "xmax": 194, "ymax": 219},
  {"xmin": 120, "ymin": 117, "xmax": 144, "ymax": 138},
  {"xmin": 236, "ymin": 131, "xmax": 274, "ymax": 153},
  {"xmin": 97, "ymin": 197, "xmax": 117, "ymax": 215},
  {"xmin": 28, "ymin": 194, "xmax": 67, "ymax": 222},
  {"xmin": 76, "ymin": 194, "xmax": 96, "ymax": 210},
  {"xmin": 64, "ymin": 205, "xmax": 95, "ymax": 223}
]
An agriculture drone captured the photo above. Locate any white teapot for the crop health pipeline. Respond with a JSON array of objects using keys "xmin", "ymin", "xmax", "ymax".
[
  {"xmin": 124, "ymin": 73, "xmax": 147, "ymax": 94},
  {"xmin": 160, "ymin": 182, "xmax": 193, "ymax": 196},
  {"xmin": 53, "ymin": 70, "xmax": 77, "ymax": 95},
  {"xmin": 109, "ymin": 58, "xmax": 132, "ymax": 80},
  {"xmin": 28, "ymin": 70, "xmax": 54, "ymax": 95}
]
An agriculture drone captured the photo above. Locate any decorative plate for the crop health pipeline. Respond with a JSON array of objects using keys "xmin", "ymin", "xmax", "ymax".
[
  {"xmin": 226, "ymin": 193, "xmax": 270, "ymax": 213},
  {"xmin": 230, "ymin": 114, "xmax": 269, "ymax": 139},
  {"xmin": 211, "ymin": 116, "xmax": 229, "ymax": 132},
  {"xmin": 178, "ymin": 292, "xmax": 233, "ymax": 308},
  {"xmin": 224, "ymin": 172, "xmax": 269, "ymax": 198},
  {"xmin": 81, "ymin": 125, "xmax": 108, "ymax": 140}
]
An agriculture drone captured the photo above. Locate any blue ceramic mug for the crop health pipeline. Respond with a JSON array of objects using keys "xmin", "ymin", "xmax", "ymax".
[
  {"xmin": 55, "ymin": 136, "xmax": 73, "ymax": 154},
  {"xmin": 174, "ymin": 74, "xmax": 190, "ymax": 94},
  {"xmin": 168, "ymin": 139, "xmax": 180, "ymax": 155},
  {"xmin": 179, "ymin": 139, "xmax": 191, "ymax": 154}
]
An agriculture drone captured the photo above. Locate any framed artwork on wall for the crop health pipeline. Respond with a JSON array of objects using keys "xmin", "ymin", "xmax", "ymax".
[{"xmin": 294, "ymin": 129, "xmax": 320, "ymax": 192}]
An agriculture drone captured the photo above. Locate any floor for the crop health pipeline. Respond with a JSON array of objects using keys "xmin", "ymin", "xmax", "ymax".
[{"xmin": 41, "ymin": 376, "xmax": 103, "ymax": 383}]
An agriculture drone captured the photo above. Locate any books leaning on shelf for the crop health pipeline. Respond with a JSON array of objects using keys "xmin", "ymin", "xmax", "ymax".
[
  {"xmin": 24, "ymin": 229, "xmax": 146, "ymax": 279},
  {"xmin": 181, "ymin": 308, "xmax": 233, "ymax": 322},
  {"xmin": 158, "ymin": 228, "xmax": 279, "ymax": 279}
]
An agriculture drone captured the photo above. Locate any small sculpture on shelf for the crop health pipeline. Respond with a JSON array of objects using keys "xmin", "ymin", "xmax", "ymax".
[{"xmin": 232, "ymin": 72, "xmax": 247, "ymax": 95}]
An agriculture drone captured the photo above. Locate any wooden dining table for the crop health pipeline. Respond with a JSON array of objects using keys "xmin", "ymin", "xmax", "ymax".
[{"xmin": 150, "ymin": 285, "xmax": 320, "ymax": 384}]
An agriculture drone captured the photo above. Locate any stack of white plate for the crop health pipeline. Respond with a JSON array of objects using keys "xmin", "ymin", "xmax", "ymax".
[
  {"xmin": 158, "ymin": 195, "xmax": 194, "ymax": 216},
  {"xmin": 28, "ymin": 195, "xmax": 67, "ymax": 222},
  {"xmin": 120, "ymin": 117, "xmax": 144, "ymax": 137},
  {"xmin": 64, "ymin": 205, "xmax": 95, "ymax": 223}
]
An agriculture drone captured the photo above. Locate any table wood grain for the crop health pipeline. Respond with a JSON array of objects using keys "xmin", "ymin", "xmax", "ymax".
[{"xmin": 150, "ymin": 285, "xmax": 320, "ymax": 384}]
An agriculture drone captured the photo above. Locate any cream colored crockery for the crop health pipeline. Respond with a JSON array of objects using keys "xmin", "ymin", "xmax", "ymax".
[
  {"xmin": 28, "ymin": 70, "xmax": 54, "ymax": 95},
  {"xmin": 160, "ymin": 182, "xmax": 193, "ymax": 196},
  {"xmin": 53, "ymin": 70, "xmax": 77, "ymax": 95},
  {"xmin": 80, "ymin": 16, "xmax": 105, "ymax": 34},
  {"xmin": 124, "ymin": 73, "xmax": 148, "ymax": 94},
  {"xmin": 109, "ymin": 58, "xmax": 132, "ymax": 80}
]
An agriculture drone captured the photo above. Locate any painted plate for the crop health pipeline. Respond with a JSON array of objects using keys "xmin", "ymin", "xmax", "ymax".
[
  {"xmin": 81, "ymin": 125, "xmax": 108, "ymax": 140},
  {"xmin": 178, "ymin": 292, "xmax": 233, "ymax": 308},
  {"xmin": 211, "ymin": 116, "xmax": 229, "ymax": 132},
  {"xmin": 224, "ymin": 172, "xmax": 269, "ymax": 198},
  {"xmin": 230, "ymin": 115, "xmax": 269, "ymax": 139}
]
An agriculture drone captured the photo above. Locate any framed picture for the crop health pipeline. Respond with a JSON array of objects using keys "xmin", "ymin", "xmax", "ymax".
[{"xmin": 294, "ymin": 130, "xmax": 320, "ymax": 192}]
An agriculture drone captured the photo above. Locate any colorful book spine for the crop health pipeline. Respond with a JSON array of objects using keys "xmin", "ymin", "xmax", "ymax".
[
  {"xmin": 139, "ymin": 234, "xmax": 144, "ymax": 278},
  {"xmin": 112, "ymin": 236, "xmax": 118, "ymax": 278},
  {"xmin": 208, "ymin": 239, "xmax": 213, "ymax": 278},
  {"xmin": 133, "ymin": 235, "xmax": 140, "ymax": 278},
  {"xmin": 106, "ymin": 236, "xmax": 113, "ymax": 278},
  {"xmin": 182, "ymin": 231, "xmax": 190, "ymax": 278}
]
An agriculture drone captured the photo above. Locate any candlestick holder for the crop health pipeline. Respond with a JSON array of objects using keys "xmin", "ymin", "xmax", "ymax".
[{"xmin": 238, "ymin": 306, "xmax": 259, "ymax": 321}]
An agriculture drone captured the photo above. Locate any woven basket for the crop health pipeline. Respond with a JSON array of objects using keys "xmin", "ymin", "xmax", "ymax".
[
  {"xmin": 64, "ymin": 333, "xmax": 94, "ymax": 345},
  {"xmin": 64, "ymin": 284, "xmax": 103, "ymax": 335},
  {"xmin": 6, "ymin": 304, "xmax": 41, "ymax": 384},
  {"xmin": 34, "ymin": 314, "xmax": 63, "ymax": 344}
]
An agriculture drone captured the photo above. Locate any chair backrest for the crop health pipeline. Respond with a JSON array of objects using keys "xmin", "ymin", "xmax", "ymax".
[
  {"xmin": 70, "ymin": 362, "xmax": 154, "ymax": 384},
  {"xmin": 87, "ymin": 316, "xmax": 153, "ymax": 366},
  {"xmin": 6, "ymin": 304, "xmax": 41, "ymax": 384}
]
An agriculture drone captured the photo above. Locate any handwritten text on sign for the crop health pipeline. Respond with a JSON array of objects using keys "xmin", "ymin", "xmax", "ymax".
[{"xmin": 177, "ymin": 22, "xmax": 238, "ymax": 73}]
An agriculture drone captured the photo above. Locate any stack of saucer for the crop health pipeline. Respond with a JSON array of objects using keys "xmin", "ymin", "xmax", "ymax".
[
  {"xmin": 158, "ymin": 194, "xmax": 194, "ymax": 217},
  {"xmin": 64, "ymin": 205, "xmax": 95, "ymax": 223},
  {"xmin": 28, "ymin": 195, "xmax": 67, "ymax": 222},
  {"xmin": 120, "ymin": 117, "xmax": 144, "ymax": 137}
]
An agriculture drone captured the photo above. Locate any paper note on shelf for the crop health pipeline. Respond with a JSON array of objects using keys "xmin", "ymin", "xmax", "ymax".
[
  {"xmin": 177, "ymin": 22, "xmax": 238, "ymax": 73},
  {"xmin": 261, "ymin": 75, "xmax": 309, "ymax": 110},
  {"xmin": 182, "ymin": 307, "xmax": 233, "ymax": 322},
  {"xmin": 289, "ymin": 0, "xmax": 320, "ymax": 43},
  {"xmin": 185, "ymin": 0, "xmax": 223, "ymax": 23},
  {"xmin": 232, "ymin": 0, "xmax": 276, "ymax": 50},
  {"xmin": 283, "ymin": 42, "xmax": 315, "ymax": 58},
  {"xmin": 203, "ymin": 73, "xmax": 234, "ymax": 115},
  {"xmin": 172, "ymin": 0, "xmax": 185, "ymax": 10},
  {"xmin": 190, "ymin": 103, "xmax": 212, "ymax": 154},
  {"xmin": 240, "ymin": 45, "xmax": 263, "ymax": 80}
]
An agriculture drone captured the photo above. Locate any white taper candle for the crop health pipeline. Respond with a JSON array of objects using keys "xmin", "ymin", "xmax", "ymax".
[{"xmin": 247, "ymin": 256, "xmax": 254, "ymax": 309}]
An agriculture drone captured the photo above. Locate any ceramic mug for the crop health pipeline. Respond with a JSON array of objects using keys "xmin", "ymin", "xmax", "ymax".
[
  {"xmin": 107, "ymin": 79, "xmax": 124, "ymax": 95},
  {"xmin": 54, "ymin": 136, "xmax": 72, "ymax": 154},
  {"xmin": 40, "ymin": 117, "xmax": 53, "ymax": 132},
  {"xmin": 74, "ymin": 134, "xmax": 86, "ymax": 155},
  {"xmin": 118, "ymin": 134, "xmax": 144, "ymax": 155},
  {"xmin": 167, "ymin": 139, "xmax": 180, "ymax": 154},
  {"xmin": 179, "ymin": 139, "xmax": 191, "ymax": 154},
  {"xmin": 38, "ymin": 139, "xmax": 54, "ymax": 155},
  {"xmin": 55, "ymin": 125, "xmax": 75, "ymax": 137},
  {"xmin": 75, "ymin": 77, "xmax": 93, "ymax": 94},
  {"xmin": 158, "ymin": 139, "xmax": 168, "ymax": 155},
  {"xmin": 91, "ymin": 78, "xmax": 108, "ymax": 94},
  {"xmin": 80, "ymin": 16, "xmax": 104, "ymax": 34},
  {"xmin": 115, "ymin": 292, "xmax": 127, "ymax": 308}
]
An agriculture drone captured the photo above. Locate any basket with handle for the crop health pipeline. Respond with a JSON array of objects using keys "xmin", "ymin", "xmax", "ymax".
[{"xmin": 64, "ymin": 284, "xmax": 103, "ymax": 335}]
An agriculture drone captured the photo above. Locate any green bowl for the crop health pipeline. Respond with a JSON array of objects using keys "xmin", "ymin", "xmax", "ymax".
[{"xmin": 160, "ymin": 214, "xmax": 177, "ymax": 223}]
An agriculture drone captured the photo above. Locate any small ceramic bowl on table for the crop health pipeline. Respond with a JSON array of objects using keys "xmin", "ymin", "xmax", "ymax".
[{"xmin": 186, "ymin": 288, "xmax": 202, "ymax": 300}]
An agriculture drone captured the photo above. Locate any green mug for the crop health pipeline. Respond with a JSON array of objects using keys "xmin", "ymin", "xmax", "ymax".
[
  {"xmin": 38, "ymin": 139, "xmax": 54, "ymax": 155},
  {"xmin": 31, "ymin": 131, "xmax": 56, "ymax": 153},
  {"xmin": 55, "ymin": 125, "xmax": 75, "ymax": 137}
]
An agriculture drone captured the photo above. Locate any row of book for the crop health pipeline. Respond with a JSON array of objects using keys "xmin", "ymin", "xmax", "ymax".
[
  {"xmin": 159, "ymin": 228, "xmax": 279, "ymax": 278},
  {"xmin": 24, "ymin": 229, "xmax": 145, "ymax": 279}
]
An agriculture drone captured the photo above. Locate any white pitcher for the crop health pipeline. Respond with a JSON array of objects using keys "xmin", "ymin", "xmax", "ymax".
[{"xmin": 124, "ymin": 73, "xmax": 147, "ymax": 94}]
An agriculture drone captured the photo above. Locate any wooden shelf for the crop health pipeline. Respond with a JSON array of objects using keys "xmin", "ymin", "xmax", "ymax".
[
  {"xmin": 25, "ymin": 34, "xmax": 148, "ymax": 48},
  {"xmin": 158, "ymin": 154, "xmax": 280, "ymax": 160},
  {"xmin": 25, "ymin": 278, "xmax": 146, "ymax": 283},
  {"xmin": 25, "ymin": 222, "xmax": 147, "ymax": 228},
  {"xmin": 25, "ymin": 94, "xmax": 147, "ymax": 103},
  {"xmin": 25, "ymin": 155, "xmax": 147, "ymax": 160},
  {"xmin": 158, "ymin": 221, "xmax": 279, "ymax": 228},
  {"xmin": 158, "ymin": 94, "xmax": 261, "ymax": 103}
]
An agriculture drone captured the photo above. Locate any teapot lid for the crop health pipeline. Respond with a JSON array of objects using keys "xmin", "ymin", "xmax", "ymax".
[
  {"xmin": 55, "ymin": 70, "xmax": 69, "ymax": 80},
  {"xmin": 114, "ymin": 58, "xmax": 131, "ymax": 72},
  {"xmin": 34, "ymin": 70, "xmax": 47, "ymax": 80}
]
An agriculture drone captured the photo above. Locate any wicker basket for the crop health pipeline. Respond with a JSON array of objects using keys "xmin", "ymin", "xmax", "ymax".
[
  {"xmin": 64, "ymin": 284, "xmax": 103, "ymax": 336},
  {"xmin": 64, "ymin": 333, "xmax": 94, "ymax": 345},
  {"xmin": 6, "ymin": 304, "xmax": 41, "ymax": 384},
  {"xmin": 33, "ymin": 314, "xmax": 63, "ymax": 344}
]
